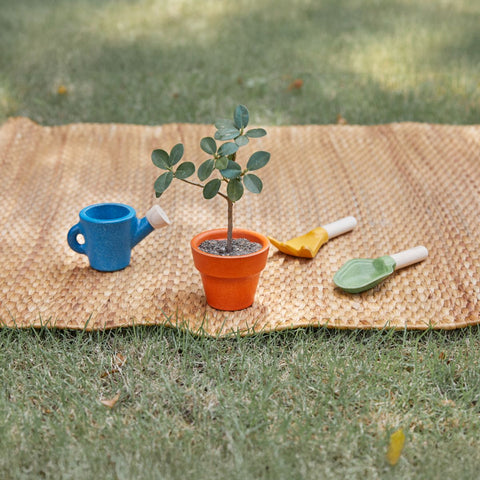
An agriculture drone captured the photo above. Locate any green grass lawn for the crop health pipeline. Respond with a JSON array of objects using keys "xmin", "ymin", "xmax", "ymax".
[
  {"xmin": 2, "ymin": 326, "xmax": 480, "ymax": 479},
  {"xmin": 1, "ymin": 0, "xmax": 479, "ymax": 125},
  {"xmin": 1, "ymin": 0, "xmax": 480, "ymax": 478}
]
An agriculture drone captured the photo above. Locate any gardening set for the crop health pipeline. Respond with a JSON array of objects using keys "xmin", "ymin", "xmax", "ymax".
[{"xmin": 68, "ymin": 105, "xmax": 427, "ymax": 311}]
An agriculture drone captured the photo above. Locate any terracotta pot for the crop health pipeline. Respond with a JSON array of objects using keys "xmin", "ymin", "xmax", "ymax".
[{"xmin": 190, "ymin": 228, "xmax": 270, "ymax": 311}]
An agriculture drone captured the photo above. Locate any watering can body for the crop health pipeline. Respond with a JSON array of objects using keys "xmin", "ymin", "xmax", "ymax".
[{"xmin": 67, "ymin": 203, "xmax": 169, "ymax": 271}]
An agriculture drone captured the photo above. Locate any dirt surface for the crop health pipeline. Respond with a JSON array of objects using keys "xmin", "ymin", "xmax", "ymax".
[{"xmin": 198, "ymin": 238, "xmax": 262, "ymax": 256}]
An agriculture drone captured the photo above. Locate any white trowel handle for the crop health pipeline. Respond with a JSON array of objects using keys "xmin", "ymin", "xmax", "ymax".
[
  {"xmin": 323, "ymin": 216, "xmax": 357, "ymax": 239},
  {"xmin": 391, "ymin": 246, "xmax": 428, "ymax": 270}
]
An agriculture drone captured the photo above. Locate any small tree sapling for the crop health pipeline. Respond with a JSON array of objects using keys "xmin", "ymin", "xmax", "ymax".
[{"xmin": 152, "ymin": 105, "xmax": 270, "ymax": 253}]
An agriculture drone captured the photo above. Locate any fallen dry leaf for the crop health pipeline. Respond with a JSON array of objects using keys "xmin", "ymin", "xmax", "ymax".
[
  {"xmin": 386, "ymin": 428, "xmax": 405, "ymax": 466},
  {"xmin": 115, "ymin": 353, "xmax": 127, "ymax": 366},
  {"xmin": 287, "ymin": 79, "xmax": 303, "ymax": 91},
  {"xmin": 101, "ymin": 353, "xmax": 127, "ymax": 378},
  {"xmin": 100, "ymin": 391, "xmax": 121, "ymax": 409}
]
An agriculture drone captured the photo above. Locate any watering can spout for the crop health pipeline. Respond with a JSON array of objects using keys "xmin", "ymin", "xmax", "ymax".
[{"xmin": 132, "ymin": 205, "xmax": 171, "ymax": 248}]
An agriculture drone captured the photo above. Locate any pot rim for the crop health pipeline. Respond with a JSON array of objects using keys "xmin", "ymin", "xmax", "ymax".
[{"xmin": 190, "ymin": 228, "xmax": 270, "ymax": 259}]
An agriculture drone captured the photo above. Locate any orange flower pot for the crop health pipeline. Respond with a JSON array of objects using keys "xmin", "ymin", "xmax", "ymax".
[{"xmin": 190, "ymin": 228, "xmax": 270, "ymax": 311}]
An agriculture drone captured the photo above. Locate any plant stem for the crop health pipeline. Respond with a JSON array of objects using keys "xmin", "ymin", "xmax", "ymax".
[
  {"xmin": 226, "ymin": 151, "xmax": 237, "ymax": 252},
  {"xmin": 179, "ymin": 178, "xmax": 228, "ymax": 200},
  {"xmin": 179, "ymin": 170, "xmax": 233, "ymax": 249},
  {"xmin": 227, "ymin": 199, "xmax": 233, "ymax": 253}
]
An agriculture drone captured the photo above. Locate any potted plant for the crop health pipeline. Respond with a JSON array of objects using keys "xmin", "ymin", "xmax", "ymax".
[{"xmin": 152, "ymin": 105, "xmax": 270, "ymax": 310}]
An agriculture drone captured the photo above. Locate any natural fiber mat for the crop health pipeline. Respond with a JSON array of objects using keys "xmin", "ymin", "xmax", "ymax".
[{"xmin": 1, "ymin": 117, "xmax": 479, "ymax": 335}]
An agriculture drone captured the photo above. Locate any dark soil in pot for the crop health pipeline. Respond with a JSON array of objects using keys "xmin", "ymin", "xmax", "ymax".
[{"xmin": 199, "ymin": 238, "xmax": 262, "ymax": 256}]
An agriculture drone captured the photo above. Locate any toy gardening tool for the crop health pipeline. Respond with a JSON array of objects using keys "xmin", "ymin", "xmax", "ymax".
[
  {"xmin": 333, "ymin": 246, "xmax": 428, "ymax": 293},
  {"xmin": 268, "ymin": 216, "xmax": 357, "ymax": 258}
]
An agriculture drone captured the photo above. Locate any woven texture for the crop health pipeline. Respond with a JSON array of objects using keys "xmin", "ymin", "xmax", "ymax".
[{"xmin": 1, "ymin": 117, "xmax": 479, "ymax": 335}]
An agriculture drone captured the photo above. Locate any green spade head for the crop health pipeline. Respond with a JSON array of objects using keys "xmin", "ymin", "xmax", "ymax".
[{"xmin": 333, "ymin": 255, "xmax": 397, "ymax": 293}]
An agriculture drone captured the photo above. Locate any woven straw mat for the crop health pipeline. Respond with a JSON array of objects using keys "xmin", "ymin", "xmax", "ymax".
[{"xmin": 1, "ymin": 117, "xmax": 479, "ymax": 336}]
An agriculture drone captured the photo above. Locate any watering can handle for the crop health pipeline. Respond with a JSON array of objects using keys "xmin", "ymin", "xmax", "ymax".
[
  {"xmin": 67, "ymin": 224, "xmax": 86, "ymax": 255},
  {"xmin": 391, "ymin": 246, "xmax": 428, "ymax": 270},
  {"xmin": 323, "ymin": 216, "xmax": 357, "ymax": 239}
]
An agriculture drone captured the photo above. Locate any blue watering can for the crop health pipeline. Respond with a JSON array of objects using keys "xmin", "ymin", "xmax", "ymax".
[{"xmin": 68, "ymin": 202, "xmax": 170, "ymax": 271}]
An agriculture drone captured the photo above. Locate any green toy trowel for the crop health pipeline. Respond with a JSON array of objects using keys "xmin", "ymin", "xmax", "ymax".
[{"xmin": 333, "ymin": 246, "xmax": 428, "ymax": 293}]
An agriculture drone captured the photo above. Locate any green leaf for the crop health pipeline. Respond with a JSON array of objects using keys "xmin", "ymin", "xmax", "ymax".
[
  {"xmin": 215, "ymin": 118, "xmax": 236, "ymax": 130},
  {"xmin": 246, "ymin": 128, "xmax": 267, "ymax": 138},
  {"xmin": 233, "ymin": 105, "xmax": 249, "ymax": 129},
  {"xmin": 154, "ymin": 171, "xmax": 173, "ymax": 196},
  {"xmin": 227, "ymin": 178, "xmax": 244, "ymax": 202},
  {"xmin": 174, "ymin": 162, "xmax": 195, "ymax": 179},
  {"xmin": 198, "ymin": 159, "xmax": 215, "ymax": 181},
  {"xmin": 220, "ymin": 160, "xmax": 242, "ymax": 179},
  {"xmin": 203, "ymin": 178, "xmax": 221, "ymax": 199},
  {"xmin": 214, "ymin": 128, "xmax": 240, "ymax": 141},
  {"xmin": 243, "ymin": 173, "xmax": 263, "ymax": 193},
  {"xmin": 218, "ymin": 142, "xmax": 239, "ymax": 157},
  {"xmin": 151, "ymin": 149, "xmax": 170, "ymax": 169},
  {"xmin": 170, "ymin": 143, "xmax": 184, "ymax": 166},
  {"xmin": 246, "ymin": 151, "xmax": 270, "ymax": 171},
  {"xmin": 235, "ymin": 135, "xmax": 249, "ymax": 146},
  {"xmin": 200, "ymin": 137, "xmax": 217, "ymax": 155},
  {"xmin": 215, "ymin": 156, "xmax": 229, "ymax": 170}
]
